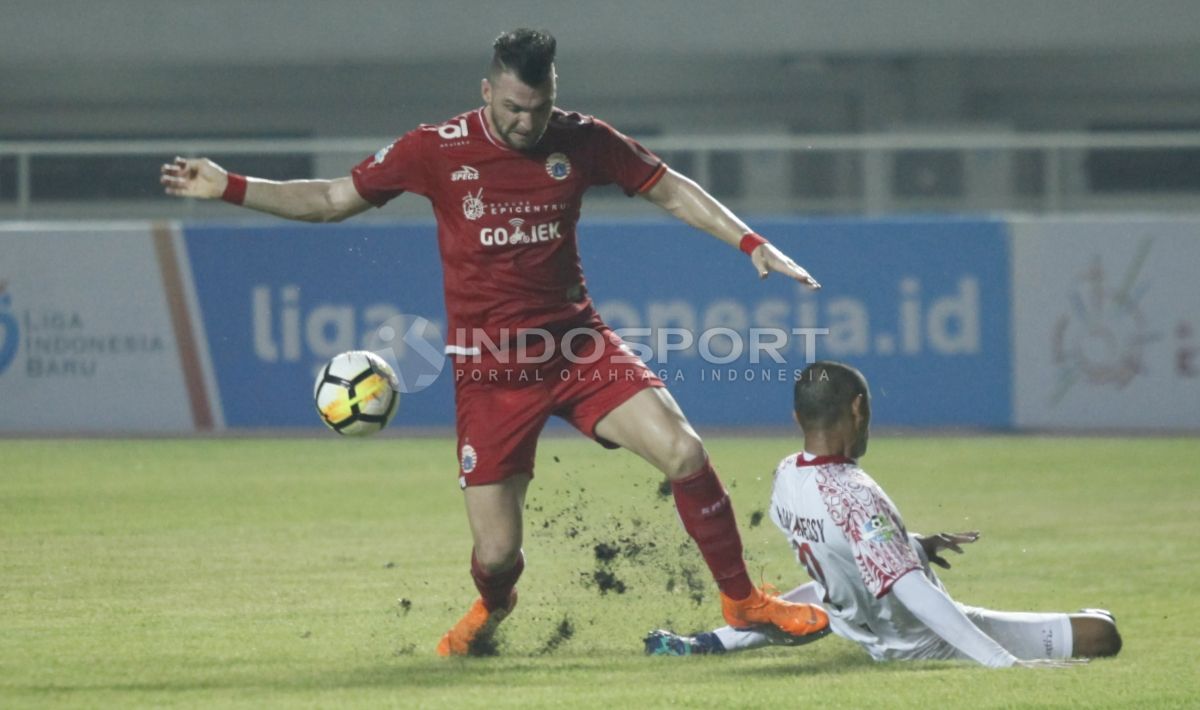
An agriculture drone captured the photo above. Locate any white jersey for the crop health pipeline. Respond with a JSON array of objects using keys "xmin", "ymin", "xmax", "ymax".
[{"xmin": 769, "ymin": 451, "xmax": 950, "ymax": 661}]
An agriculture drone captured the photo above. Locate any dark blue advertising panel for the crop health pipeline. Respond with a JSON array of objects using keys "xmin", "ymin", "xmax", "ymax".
[
  {"xmin": 184, "ymin": 217, "xmax": 1011, "ymax": 429},
  {"xmin": 581, "ymin": 216, "xmax": 1011, "ymax": 428},
  {"xmin": 184, "ymin": 222, "xmax": 452, "ymax": 428}
]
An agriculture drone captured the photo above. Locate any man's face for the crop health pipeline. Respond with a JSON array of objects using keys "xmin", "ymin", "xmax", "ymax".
[{"xmin": 482, "ymin": 69, "xmax": 556, "ymax": 151}]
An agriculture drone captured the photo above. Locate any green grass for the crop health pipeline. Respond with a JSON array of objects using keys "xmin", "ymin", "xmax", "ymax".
[{"xmin": 1, "ymin": 435, "xmax": 1197, "ymax": 708}]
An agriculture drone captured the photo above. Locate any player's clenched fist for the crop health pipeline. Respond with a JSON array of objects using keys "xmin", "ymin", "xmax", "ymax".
[{"xmin": 160, "ymin": 157, "xmax": 228, "ymax": 199}]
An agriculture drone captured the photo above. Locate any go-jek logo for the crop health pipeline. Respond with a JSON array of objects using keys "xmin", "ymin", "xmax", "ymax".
[
  {"xmin": 0, "ymin": 281, "xmax": 18, "ymax": 376},
  {"xmin": 480, "ymin": 219, "xmax": 562, "ymax": 246}
]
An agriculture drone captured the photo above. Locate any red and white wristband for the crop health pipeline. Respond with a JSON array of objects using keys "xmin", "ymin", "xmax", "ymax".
[
  {"xmin": 739, "ymin": 232, "xmax": 769, "ymax": 255},
  {"xmin": 221, "ymin": 172, "xmax": 248, "ymax": 205}
]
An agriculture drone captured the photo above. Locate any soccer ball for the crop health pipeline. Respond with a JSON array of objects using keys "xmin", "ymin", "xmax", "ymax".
[{"xmin": 313, "ymin": 351, "xmax": 400, "ymax": 436}]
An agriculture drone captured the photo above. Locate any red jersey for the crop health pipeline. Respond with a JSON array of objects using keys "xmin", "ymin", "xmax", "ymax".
[{"xmin": 351, "ymin": 107, "xmax": 666, "ymax": 348}]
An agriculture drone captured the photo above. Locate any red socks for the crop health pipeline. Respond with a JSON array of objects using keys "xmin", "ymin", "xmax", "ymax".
[
  {"xmin": 471, "ymin": 549, "xmax": 524, "ymax": 612},
  {"xmin": 670, "ymin": 460, "xmax": 754, "ymax": 600}
]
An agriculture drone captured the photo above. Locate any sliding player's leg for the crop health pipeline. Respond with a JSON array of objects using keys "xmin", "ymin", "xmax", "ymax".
[{"xmin": 957, "ymin": 605, "xmax": 1121, "ymax": 660}]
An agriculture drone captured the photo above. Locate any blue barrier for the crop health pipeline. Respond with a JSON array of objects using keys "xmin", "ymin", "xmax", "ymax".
[
  {"xmin": 184, "ymin": 217, "xmax": 1011, "ymax": 429},
  {"xmin": 582, "ymin": 216, "xmax": 1011, "ymax": 428},
  {"xmin": 185, "ymin": 222, "xmax": 453, "ymax": 428}
]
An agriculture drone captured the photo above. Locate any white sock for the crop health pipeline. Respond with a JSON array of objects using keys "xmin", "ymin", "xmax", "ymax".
[{"xmin": 712, "ymin": 625, "xmax": 773, "ymax": 652}]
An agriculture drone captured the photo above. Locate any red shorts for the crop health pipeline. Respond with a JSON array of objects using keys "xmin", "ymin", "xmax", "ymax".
[{"xmin": 451, "ymin": 312, "xmax": 664, "ymax": 488}]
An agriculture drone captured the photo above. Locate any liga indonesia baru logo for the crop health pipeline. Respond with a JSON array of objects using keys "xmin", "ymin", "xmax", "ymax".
[{"xmin": 0, "ymin": 281, "xmax": 18, "ymax": 376}]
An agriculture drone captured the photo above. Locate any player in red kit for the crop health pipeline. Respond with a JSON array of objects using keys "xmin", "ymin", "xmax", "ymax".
[{"xmin": 161, "ymin": 28, "xmax": 829, "ymax": 656}]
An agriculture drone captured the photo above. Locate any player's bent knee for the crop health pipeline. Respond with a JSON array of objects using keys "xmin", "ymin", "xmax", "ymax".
[
  {"xmin": 1071, "ymin": 614, "xmax": 1122, "ymax": 658},
  {"xmin": 661, "ymin": 430, "xmax": 707, "ymax": 480},
  {"xmin": 473, "ymin": 544, "xmax": 522, "ymax": 575}
]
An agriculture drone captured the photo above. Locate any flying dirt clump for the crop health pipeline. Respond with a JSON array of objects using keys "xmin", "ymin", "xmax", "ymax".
[{"xmin": 537, "ymin": 615, "xmax": 576, "ymax": 655}]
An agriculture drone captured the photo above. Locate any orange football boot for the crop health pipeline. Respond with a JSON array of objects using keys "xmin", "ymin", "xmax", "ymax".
[
  {"xmin": 436, "ymin": 590, "xmax": 517, "ymax": 657},
  {"xmin": 721, "ymin": 586, "xmax": 830, "ymax": 638}
]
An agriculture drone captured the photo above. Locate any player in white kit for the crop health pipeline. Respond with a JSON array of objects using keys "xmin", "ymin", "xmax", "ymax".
[{"xmin": 645, "ymin": 361, "xmax": 1122, "ymax": 667}]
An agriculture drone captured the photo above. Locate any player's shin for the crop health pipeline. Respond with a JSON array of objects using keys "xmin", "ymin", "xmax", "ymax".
[
  {"xmin": 712, "ymin": 626, "xmax": 774, "ymax": 652},
  {"xmin": 670, "ymin": 460, "xmax": 754, "ymax": 600}
]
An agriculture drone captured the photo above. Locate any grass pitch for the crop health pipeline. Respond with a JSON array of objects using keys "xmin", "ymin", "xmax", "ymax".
[{"xmin": 1, "ymin": 435, "xmax": 1197, "ymax": 708}]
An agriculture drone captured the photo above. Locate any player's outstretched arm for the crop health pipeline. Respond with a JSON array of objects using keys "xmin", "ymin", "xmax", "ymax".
[
  {"xmin": 160, "ymin": 157, "xmax": 372, "ymax": 223},
  {"xmin": 640, "ymin": 168, "xmax": 820, "ymax": 289}
]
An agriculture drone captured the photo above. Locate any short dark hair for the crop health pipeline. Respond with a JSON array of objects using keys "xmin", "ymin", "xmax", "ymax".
[
  {"xmin": 490, "ymin": 28, "xmax": 557, "ymax": 86},
  {"xmin": 793, "ymin": 361, "xmax": 870, "ymax": 430}
]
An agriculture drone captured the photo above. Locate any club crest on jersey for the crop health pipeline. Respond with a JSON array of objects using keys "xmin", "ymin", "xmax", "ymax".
[
  {"xmin": 369, "ymin": 143, "xmax": 393, "ymax": 167},
  {"xmin": 461, "ymin": 444, "xmax": 478, "ymax": 474},
  {"xmin": 545, "ymin": 152, "xmax": 571, "ymax": 181},
  {"xmin": 451, "ymin": 165, "xmax": 479, "ymax": 182},
  {"xmin": 860, "ymin": 514, "xmax": 895, "ymax": 544},
  {"xmin": 462, "ymin": 189, "xmax": 485, "ymax": 220}
]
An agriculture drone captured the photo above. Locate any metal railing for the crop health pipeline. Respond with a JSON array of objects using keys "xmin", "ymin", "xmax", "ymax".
[{"xmin": 4, "ymin": 131, "xmax": 1200, "ymax": 219}]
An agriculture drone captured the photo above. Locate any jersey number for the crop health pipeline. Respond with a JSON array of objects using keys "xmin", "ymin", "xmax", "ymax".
[{"xmin": 795, "ymin": 542, "xmax": 827, "ymax": 588}]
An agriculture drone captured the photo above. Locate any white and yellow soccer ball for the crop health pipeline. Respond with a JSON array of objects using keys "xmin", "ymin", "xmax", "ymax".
[{"xmin": 313, "ymin": 351, "xmax": 400, "ymax": 436}]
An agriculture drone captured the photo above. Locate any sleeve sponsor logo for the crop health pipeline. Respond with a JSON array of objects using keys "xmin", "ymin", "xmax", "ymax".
[
  {"xmin": 860, "ymin": 514, "xmax": 895, "ymax": 544},
  {"xmin": 435, "ymin": 119, "xmax": 469, "ymax": 141}
]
